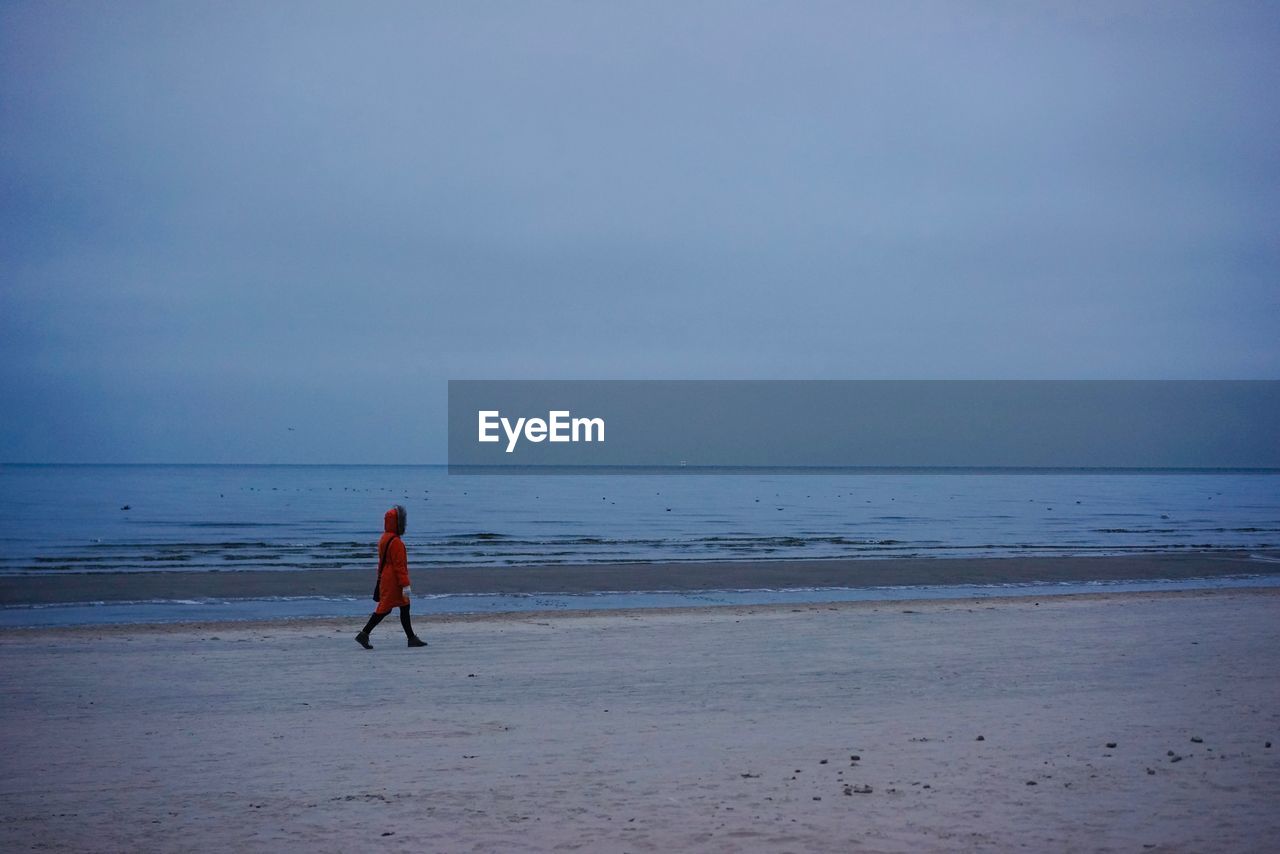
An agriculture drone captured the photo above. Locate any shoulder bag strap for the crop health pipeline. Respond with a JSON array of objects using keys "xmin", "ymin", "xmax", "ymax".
[{"xmin": 375, "ymin": 534, "xmax": 400, "ymax": 590}]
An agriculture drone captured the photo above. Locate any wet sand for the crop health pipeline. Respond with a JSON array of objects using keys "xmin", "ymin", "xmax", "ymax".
[
  {"xmin": 1, "ymin": 550, "xmax": 1275, "ymax": 606},
  {"xmin": 1, "ymin": 588, "xmax": 1277, "ymax": 852}
]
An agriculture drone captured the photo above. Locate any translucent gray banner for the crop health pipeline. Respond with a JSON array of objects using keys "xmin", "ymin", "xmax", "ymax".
[{"xmin": 447, "ymin": 381, "xmax": 1280, "ymax": 473}]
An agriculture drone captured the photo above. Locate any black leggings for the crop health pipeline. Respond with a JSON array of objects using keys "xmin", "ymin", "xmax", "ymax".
[{"xmin": 361, "ymin": 603, "xmax": 416, "ymax": 638}]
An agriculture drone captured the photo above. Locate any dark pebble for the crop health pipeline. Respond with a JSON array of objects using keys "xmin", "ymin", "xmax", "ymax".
[
  {"xmin": 1146, "ymin": 768, "xmax": 1155, "ymax": 775},
  {"xmin": 1170, "ymin": 755, "xmax": 1183, "ymax": 763},
  {"xmin": 1106, "ymin": 742, "xmax": 1117, "ymax": 749},
  {"xmin": 819, "ymin": 759, "xmax": 828, "ymax": 765},
  {"xmin": 976, "ymin": 735, "xmax": 984, "ymax": 741},
  {"xmin": 1026, "ymin": 781, "xmax": 1037, "ymax": 786},
  {"xmin": 850, "ymin": 755, "xmax": 861, "ymax": 761},
  {"xmin": 1190, "ymin": 736, "xmax": 1203, "ymax": 744}
]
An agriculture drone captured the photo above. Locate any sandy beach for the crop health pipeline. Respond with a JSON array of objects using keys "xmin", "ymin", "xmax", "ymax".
[{"xmin": 1, "ymin": 588, "xmax": 1277, "ymax": 852}]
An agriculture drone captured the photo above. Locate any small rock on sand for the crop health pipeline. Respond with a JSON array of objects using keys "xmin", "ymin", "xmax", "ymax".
[
  {"xmin": 975, "ymin": 735, "xmax": 984, "ymax": 741},
  {"xmin": 1190, "ymin": 736, "xmax": 1203, "ymax": 743},
  {"xmin": 1106, "ymin": 742, "xmax": 1117, "ymax": 748}
]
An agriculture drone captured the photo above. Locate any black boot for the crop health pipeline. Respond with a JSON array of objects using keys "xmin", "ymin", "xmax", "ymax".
[
  {"xmin": 357, "ymin": 611, "xmax": 388, "ymax": 649},
  {"xmin": 400, "ymin": 605, "xmax": 427, "ymax": 647}
]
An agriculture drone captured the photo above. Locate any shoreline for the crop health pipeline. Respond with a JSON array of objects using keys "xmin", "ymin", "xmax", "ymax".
[
  {"xmin": 5, "ymin": 585, "xmax": 1277, "ymax": 635},
  {"xmin": 1, "ymin": 550, "xmax": 1276, "ymax": 607}
]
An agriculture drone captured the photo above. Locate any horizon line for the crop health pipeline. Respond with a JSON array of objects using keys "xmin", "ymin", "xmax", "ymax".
[{"xmin": 4, "ymin": 462, "xmax": 1280, "ymax": 473}]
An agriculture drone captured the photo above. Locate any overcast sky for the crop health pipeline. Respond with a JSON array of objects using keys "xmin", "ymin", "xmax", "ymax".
[{"xmin": 2, "ymin": 1, "xmax": 1277, "ymax": 463}]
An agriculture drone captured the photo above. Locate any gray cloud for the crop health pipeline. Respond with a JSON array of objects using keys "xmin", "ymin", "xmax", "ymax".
[{"xmin": 2, "ymin": 1, "xmax": 1278, "ymax": 462}]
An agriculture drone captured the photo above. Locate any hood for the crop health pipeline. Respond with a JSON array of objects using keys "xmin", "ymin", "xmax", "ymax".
[{"xmin": 384, "ymin": 505, "xmax": 406, "ymax": 536}]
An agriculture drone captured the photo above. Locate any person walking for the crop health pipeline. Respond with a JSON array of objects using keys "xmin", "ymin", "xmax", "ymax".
[{"xmin": 356, "ymin": 504, "xmax": 427, "ymax": 649}]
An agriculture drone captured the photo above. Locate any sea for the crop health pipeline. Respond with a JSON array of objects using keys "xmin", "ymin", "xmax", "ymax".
[{"xmin": 2, "ymin": 465, "xmax": 1278, "ymax": 625}]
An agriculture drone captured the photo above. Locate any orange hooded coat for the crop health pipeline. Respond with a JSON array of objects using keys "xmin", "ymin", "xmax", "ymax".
[{"xmin": 375, "ymin": 507, "xmax": 410, "ymax": 613}]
